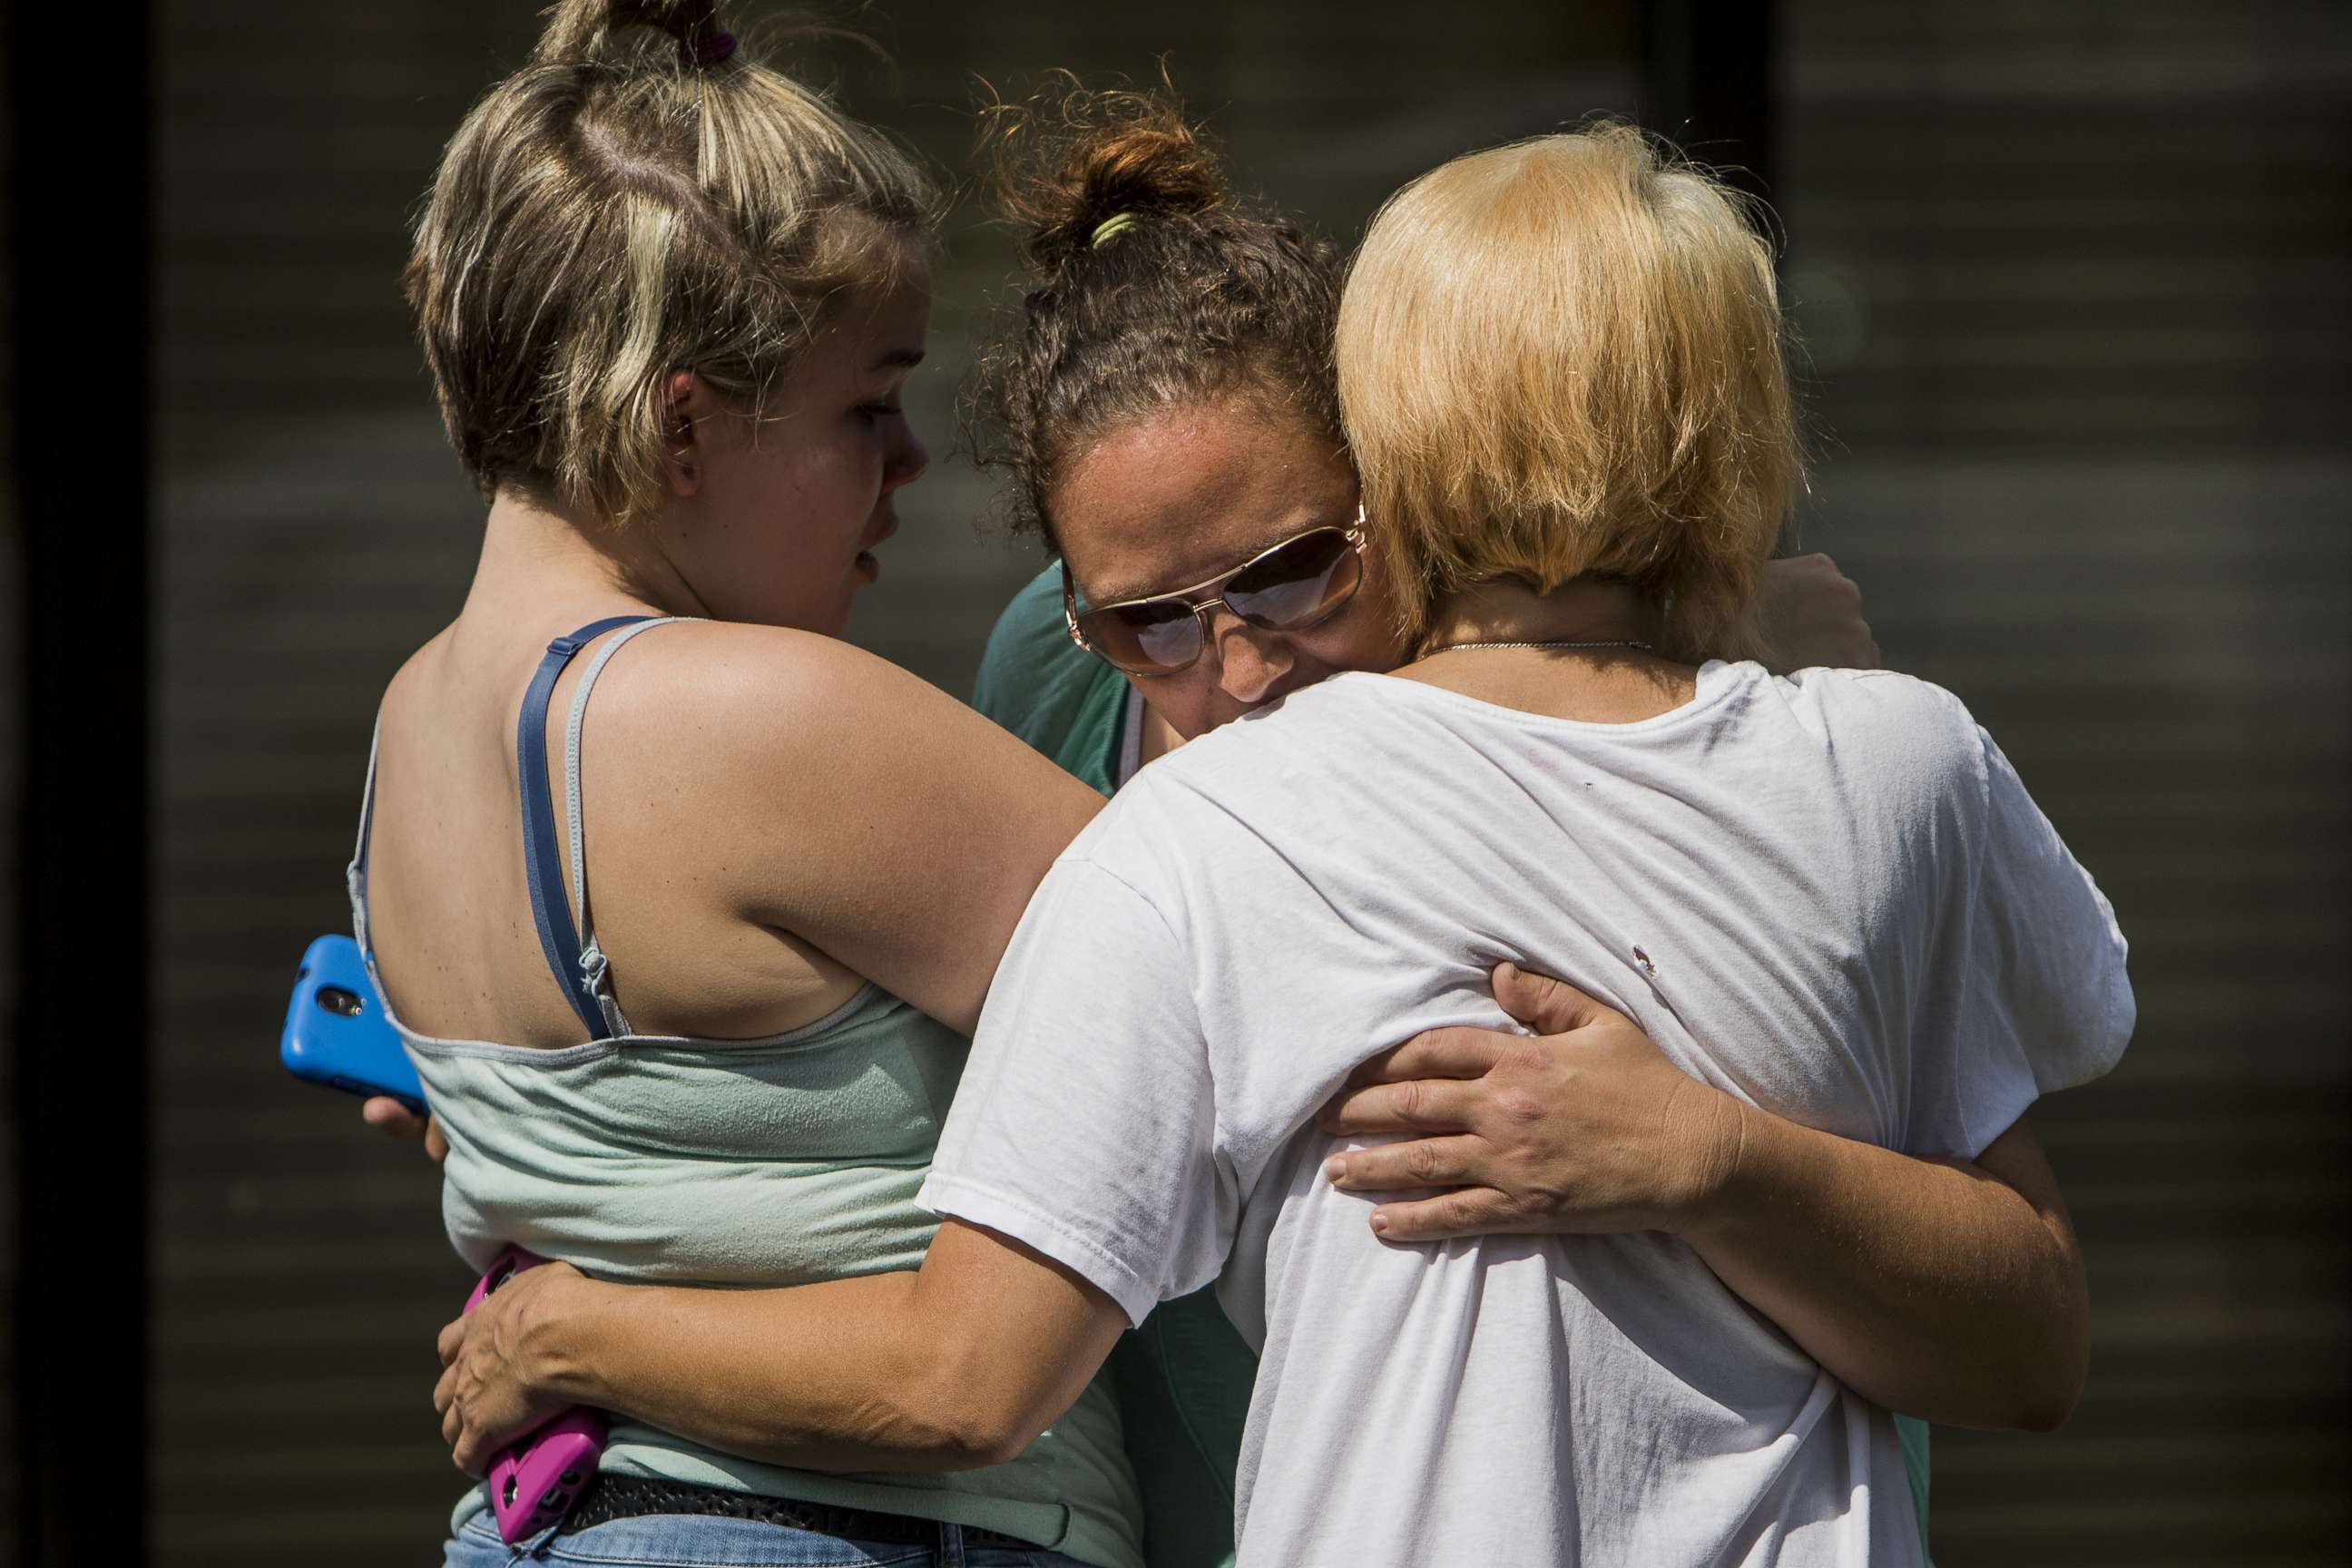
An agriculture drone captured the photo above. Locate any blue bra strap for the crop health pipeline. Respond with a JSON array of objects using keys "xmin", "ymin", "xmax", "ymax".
[{"xmin": 519, "ymin": 616, "xmax": 653, "ymax": 1039}]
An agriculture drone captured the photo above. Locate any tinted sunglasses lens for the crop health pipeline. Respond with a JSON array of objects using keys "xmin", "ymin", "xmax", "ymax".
[
  {"xmin": 1080, "ymin": 598, "xmax": 1204, "ymax": 673},
  {"xmin": 1225, "ymin": 529, "xmax": 1359, "ymax": 631}
]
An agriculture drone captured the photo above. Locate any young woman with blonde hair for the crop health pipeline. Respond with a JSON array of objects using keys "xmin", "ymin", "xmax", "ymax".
[
  {"xmin": 368, "ymin": 4, "xmax": 1137, "ymax": 1562},
  {"xmin": 425, "ymin": 98, "xmax": 2129, "ymax": 1567}
]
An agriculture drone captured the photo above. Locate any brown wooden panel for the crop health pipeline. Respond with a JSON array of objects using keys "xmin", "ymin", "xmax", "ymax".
[
  {"xmin": 1782, "ymin": 2, "xmax": 2352, "ymax": 1563},
  {"xmin": 0, "ymin": 38, "xmax": 16, "ymax": 1561}
]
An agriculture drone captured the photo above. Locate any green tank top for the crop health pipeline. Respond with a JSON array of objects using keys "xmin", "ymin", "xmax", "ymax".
[
  {"xmin": 355, "ymin": 617, "xmax": 1142, "ymax": 1568},
  {"xmin": 971, "ymin": 564, "xmax": 1937, "ymax": 1566}
]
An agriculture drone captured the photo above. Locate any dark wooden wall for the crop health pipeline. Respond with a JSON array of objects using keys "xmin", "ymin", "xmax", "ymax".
[
  {"xmin": 1779, "ymin": 4, "xmax": 2352, "ymax": 1563},
  {"xmin": 2, "ymin": 0, "xmax": 2342, "ymax": 1562},
  {"xmin": 0, "ymin": 5, "xmax": 17, "ymax": 1539}
]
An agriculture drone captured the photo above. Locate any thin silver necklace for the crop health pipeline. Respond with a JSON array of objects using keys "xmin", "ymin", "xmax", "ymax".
[{"xmin": 1423, "ymin": 637, "xmax": 1655, "ymax": 654}]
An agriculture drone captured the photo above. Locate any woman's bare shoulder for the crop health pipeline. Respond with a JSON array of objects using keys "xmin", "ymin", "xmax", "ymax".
[
  {"xmin": 573, "ymin": 620, "xmax": 1101, "ymax": 1034},
  {"xmin": 583, "ymin": 621, "xmax": 995, "ymax": 767}
]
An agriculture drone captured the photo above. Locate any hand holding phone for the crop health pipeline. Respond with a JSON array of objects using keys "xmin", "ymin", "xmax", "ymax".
[
  {"xmin": 361, "ymin": 1094, "xmax": 448, "ymax": 1161},
  {"xmin": 467, "ymin": 1248, "xmax": 609, "ymax": 1543},
  {"xmin": 279, "ymin": 934, "xmax": 426, "ymax": 1114}
]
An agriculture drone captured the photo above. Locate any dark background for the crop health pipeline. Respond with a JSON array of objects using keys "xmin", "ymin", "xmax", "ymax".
[{"xmin": 6, "ymin": 0, "xmax": 2349, "ymax": 1563}]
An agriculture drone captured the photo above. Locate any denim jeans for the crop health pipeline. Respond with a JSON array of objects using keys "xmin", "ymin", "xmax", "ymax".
[{"xmin": 441, "ymin": 1508, "xmax": 1093, "ymax": 1568}]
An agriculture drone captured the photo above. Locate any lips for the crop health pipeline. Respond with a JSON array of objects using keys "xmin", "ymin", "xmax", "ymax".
[{"xmin": 851, "ymin": 513, "xmax": 897, "ymax": 584}]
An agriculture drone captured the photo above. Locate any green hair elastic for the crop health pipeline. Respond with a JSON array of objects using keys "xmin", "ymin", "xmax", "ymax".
[{"xmin": 1090, "ymin": 212, "xmax": 1138, "ymax": 248}]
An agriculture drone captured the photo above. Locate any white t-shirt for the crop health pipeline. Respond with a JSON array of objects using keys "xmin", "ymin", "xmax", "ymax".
[{"xmin": 921, "ymin": 662, "xmax": 2132, "ymax": 1568}]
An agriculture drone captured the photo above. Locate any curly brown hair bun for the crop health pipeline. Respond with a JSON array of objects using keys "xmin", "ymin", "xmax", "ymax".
[
  {"xmin": 973, "ymin": 75, "xmax": 1344, "ymax": 549},
  {"xmin": 985, "ymin": 83, "xmax": 1229, "ymax": 272}
]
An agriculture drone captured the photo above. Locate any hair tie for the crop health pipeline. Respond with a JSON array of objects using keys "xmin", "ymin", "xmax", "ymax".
[
  {"xmin": 684, "ymin": 29, "xmax": 737, "ymax": 66},
  {"xmin": 1090, "ymin": 212, "xmax": 1138, "ymax": 249}
]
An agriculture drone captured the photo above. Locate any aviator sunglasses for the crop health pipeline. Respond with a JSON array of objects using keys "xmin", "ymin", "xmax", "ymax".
[{"xmin": 1063, "ymin": 506, "xmax": 1369, "ymax": 677}]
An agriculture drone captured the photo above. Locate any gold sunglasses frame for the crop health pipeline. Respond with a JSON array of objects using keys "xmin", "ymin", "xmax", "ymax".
[{"xmin": 1061, "ymin": 505, "xmax": 1369, "ymax": 677}]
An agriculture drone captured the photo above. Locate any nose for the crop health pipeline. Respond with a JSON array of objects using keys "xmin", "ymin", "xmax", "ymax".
[
  {"xmin": 883, "ymin": 417, "xmax": 928, "ymax": 493},
  {"xmin": 1206, "ymin": 610, "xmax": 1296, "ymax": 705}
]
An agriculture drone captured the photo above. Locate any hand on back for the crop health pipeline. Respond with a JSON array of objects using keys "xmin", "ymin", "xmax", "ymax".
[
  {"xmin": 1758, "ymin": 553, "xmax": 1878, "ymax": 671},
  {"xmin": 1318, "ymin": 963, "xmax": 1744, "ymax": 1240}
]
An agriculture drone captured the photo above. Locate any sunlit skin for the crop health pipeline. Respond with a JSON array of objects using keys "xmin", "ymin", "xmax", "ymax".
[
  {"xmin": 661, "ymin": 254, "xmax": 932, "ymax": 634},
  {"xmin": 351, "ymin": 251, "xmax": 942, "ymax": 1066},
  {"xmin": 1051, "ymin": 398, "xmax": 1409, "ymax": 749}
]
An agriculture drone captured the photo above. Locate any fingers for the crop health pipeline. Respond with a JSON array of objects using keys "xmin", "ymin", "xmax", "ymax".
[
  {"xmin": 1491, "ymin": 962, "xmax": 1616, "ymax": 1035},
  {"xmin": 454, "ymin": 1423, "xmax": 489, "ymax": 1479},
  {"xmin": 361, "ymin": 1098, "xmax": 427, "ymax": 1138},
  {"xmin": 1365, "ymin": 1188, "xmax": 1534, "ymax": 1243},
  {"xmin": 1318, "ymin": 1074, "xmax": 1481, "ymax": 1136},
  {"xmin": 435, "ymin": 1321, "xmax": 471, "ymax": 1471},
  {"xmin": 1326, "ymin": 1135, "xmax": 1487, "ymax": 1193},
  {"xmin": 361, "ymin": 1099, "xmax": 448, "ymax": 1162},
  {"xmin": 436, "ymin": 1363, "xmax": 468, "ymax": 1471},
  {"xmin": 1342, "ymin": 1025, "xmax": 1505, "ymax": 1089},
  {"xmin": 436, "ymin": 1362, "xmax": 495, "ymax": 1477}
]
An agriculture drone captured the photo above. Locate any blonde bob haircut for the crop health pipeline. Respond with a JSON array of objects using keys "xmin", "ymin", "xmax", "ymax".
[
  {"xmin": 406, "ymin": 0, "xmax": 938, "ymax": 524},
  {"xmin": 1336, "ymin": 122, "xmax": 1798, "ymax": 661}
]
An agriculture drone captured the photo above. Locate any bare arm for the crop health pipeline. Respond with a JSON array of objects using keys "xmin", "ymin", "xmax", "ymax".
[
  {"xmin": 1320, "ymin": 965, "xmax": 2087, "ymax": 1431},
  {"xmin": 1691, "ymin": 1092, "xmax": 2084, "ymax": 1431},
  {"xmin": 436, "ymin": 1220, "xmax": 1128, "ymax": 1475}
]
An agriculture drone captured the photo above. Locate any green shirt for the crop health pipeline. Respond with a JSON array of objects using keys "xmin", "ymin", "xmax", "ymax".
[{"xmin": 972, "ymin": 564, "xmax": 1934, "ymax": 1566}]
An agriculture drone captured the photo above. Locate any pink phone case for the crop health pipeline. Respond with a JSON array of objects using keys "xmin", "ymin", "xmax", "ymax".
[{"xmin": 465, "ymin": 1246, "xmax": 610, "ymax": 1544}]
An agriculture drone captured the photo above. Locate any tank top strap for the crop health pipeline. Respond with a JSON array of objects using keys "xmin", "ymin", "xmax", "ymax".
[
  {"xmin": 347, "ymin": 715, "xmax": 382, "ymax": 959},
  {"xmin": 517, "ymin": 614, "xmax": 660, "ymax": 1039},
  {"xmin": 558, "ymin": 615, "xmax": 689, "ymax": 1036}
]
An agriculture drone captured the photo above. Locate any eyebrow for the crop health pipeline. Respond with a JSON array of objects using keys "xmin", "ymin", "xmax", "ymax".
[{"xmin": 871, "ymin": 348, "xmax": 926, "ymax": 371}]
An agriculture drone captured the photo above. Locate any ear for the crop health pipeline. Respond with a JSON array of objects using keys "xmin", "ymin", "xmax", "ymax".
[{"xmin": 663, "ymin": 369, "xmax": 710, "ymax": 496}]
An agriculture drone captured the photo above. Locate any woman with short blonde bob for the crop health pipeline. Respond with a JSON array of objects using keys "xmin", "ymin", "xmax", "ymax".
[
  {"xmin": 427, "ymin": 120, "xmax": 2131, "ymax": 1566},
  {"xmin": 1340, "ymin": 122, "xmax": 1797, "ymax": 664}
]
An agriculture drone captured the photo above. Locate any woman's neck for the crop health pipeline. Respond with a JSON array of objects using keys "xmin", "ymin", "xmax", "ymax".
[
  {"xmin": 1416, "ymin": 575, "xmax": 1661, "ymax": 654},
  {"xmin": 1397, "ymin": 575, "xmax": 1694, "ymax": 724},
  {"xmin": 462, "ymin": 486, "xmax": 713, "ymax": 630}
]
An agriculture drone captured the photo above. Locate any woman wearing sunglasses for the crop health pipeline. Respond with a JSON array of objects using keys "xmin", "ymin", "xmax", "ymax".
[{"xmin": 430, "ymin": 89, "xmax": 2113, "ymax": 1568}]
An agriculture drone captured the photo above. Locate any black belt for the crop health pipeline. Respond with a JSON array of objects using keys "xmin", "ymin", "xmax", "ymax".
[{"xmin": 556, "ymin": 1473, "xmax": 1047, "ymax": 1551}]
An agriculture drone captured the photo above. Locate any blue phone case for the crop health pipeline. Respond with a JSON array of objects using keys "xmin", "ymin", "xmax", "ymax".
[{"xmin": 279, "ymin": 934, "xmax": 426, "ymax": 1114}]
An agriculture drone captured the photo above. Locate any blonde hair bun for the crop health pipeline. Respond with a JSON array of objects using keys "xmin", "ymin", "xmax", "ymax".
[
  {"xmin": 406, "ymin": 0, "xmax": 938, "ymax": 523},
  {"xmin": 532, "ymin": 1, "xmax": 732, "ymax": 68}
]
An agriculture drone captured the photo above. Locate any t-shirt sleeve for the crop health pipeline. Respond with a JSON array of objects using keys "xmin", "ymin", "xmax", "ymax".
[
  {"xmin": 918, "ymin": 856, "xmax": 1233, "ymax": 1328},
  {"xmin": 1910, "ymin": 726, "xmax": 2136, "ymax": 1156}
]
